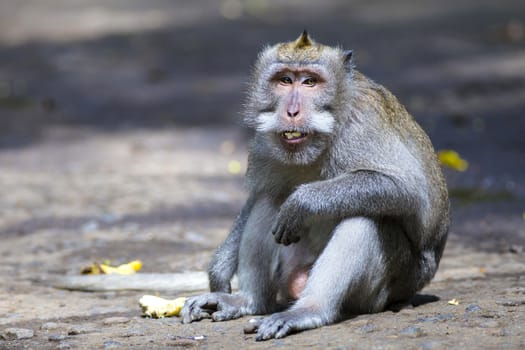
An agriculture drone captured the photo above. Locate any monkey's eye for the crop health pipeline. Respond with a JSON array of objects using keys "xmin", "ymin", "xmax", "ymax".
[
  {"xmin": 302, "ymin": 77, "xmax": 317, "ymax": 87},
  {"xmin": 279, "ymin": 76, "xmax": 293, "ymax": 85}
]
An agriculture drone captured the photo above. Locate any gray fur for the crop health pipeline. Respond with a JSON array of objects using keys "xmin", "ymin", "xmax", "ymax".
[{"xmin": 180, "ymin": 33, "xmax": 449, "ymax": 341}]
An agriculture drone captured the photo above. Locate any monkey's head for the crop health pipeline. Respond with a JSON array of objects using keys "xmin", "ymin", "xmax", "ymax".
[{"xmin": 245, "ymin": 31, "xmax": 353, "ymax": 165}]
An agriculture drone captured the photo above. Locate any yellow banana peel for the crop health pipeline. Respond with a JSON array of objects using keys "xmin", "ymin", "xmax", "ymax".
[
  {"xmin": 139, "ymin": 295, "xmax": 187, "ymax": 318},
  {"xmin": 81, "ymin": 260, "xmax": 142, "ymax": 275}
]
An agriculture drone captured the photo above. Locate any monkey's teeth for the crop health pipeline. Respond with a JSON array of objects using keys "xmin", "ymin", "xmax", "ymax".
[{"xmin": 283, "ymin": 131, "xmax": 304, "ymax": 140}]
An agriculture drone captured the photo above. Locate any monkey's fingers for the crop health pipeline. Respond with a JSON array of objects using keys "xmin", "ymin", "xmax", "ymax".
[
  {"xmin": 180, "ymin": 295, "xmax": 218, "ymax": 324},
  {"xmin": 272, "ymin": 223, "xmax": 287, "ymax": 244},
  {"xmin": 273, "ymin": 225, "xmax": 300, "ymax": 246},
  {"xmin": 180, "ymin": 304, "xmax": 212, "ymax": 324},
  {"xmin": 211, "ymin": 302, "xmax": 246, "ymax": 322}
]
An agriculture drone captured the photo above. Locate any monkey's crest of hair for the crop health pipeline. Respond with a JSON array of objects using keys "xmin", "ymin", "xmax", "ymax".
[{"xmin": 276, "ymin": 31, "xmax": 324, "ymax": 62}]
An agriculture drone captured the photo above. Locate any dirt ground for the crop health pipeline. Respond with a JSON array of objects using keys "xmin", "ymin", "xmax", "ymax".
[{"xmin": 1, "ymin": 1, "xmax": 524, "ymax": 349}]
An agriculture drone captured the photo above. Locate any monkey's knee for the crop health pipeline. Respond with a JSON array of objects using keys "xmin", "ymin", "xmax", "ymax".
[{"xmin": 306, "ymin": 216, "xmax": 417, "ymax": 314}]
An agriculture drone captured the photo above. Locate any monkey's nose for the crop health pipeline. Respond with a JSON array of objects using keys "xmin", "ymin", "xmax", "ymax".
[{"xmin": 287, "ymin": 109, "xmax": 300, "ymax": 117}]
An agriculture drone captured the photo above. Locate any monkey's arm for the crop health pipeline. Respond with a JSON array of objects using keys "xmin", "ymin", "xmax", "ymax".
[
  {"xmin": 272, "ymin": 170, "xmax": 423, "ymax": 246},
  {"xmin": 208, "ymin": 196, "xmax": 255, "ymax": 293}
]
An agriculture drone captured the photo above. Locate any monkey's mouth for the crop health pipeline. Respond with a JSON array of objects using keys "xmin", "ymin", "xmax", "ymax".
[{"xmin": 280, "ymin": 131, "xmax": 308, "ymax": 145}]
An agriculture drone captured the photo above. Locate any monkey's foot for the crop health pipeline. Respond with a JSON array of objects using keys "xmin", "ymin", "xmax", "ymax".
[
  {"xmin": 180, "ymin": 292, "xmax": 250, "ymax": 324},
  {"xmin": 245, "ymin": 308, "xmax": 326, "ymax": 341}
]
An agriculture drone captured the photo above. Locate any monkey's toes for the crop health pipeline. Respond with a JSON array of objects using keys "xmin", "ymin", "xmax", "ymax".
[
  {"xmin": 255, "ymin": 317, "xmax": 292, "ymax": 341},
  {"xmin": 253, "ymin": 308, "xmax": 326, "ymax": 340}
]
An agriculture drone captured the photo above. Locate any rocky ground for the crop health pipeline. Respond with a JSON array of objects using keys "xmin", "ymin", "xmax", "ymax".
[{"xmin": 1, "ymin": 1, "xmax": 524, "ymax": 349}]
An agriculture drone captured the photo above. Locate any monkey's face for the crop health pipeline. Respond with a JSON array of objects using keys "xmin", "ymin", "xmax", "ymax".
[
  {"xmin": 245, "ymin": 32, "xmax": 351, "ymax": 165},
  {"xmin": 252, "ymin": 64, "xmax": 337, "ymax": 165}
]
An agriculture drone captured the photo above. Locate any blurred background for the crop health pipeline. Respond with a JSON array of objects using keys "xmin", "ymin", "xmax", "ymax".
[{"xmin": 0, "ymin": 0, "xmax": 524, "ymax": 249}]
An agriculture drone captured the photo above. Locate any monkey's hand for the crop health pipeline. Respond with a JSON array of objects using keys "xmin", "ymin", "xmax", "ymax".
[
  {"xmin": 272, "ymin": 193, "xmax": 308, "ymax": 245},
  {"xmin": 180, "ymin": 292, "xmax": 251, "ymax": 324}
]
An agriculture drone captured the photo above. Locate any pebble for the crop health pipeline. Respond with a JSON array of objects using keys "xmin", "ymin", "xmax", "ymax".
[
  {"xmin": 478, "ymin": 319, "xmax": 500, "ymax": 328},
  {"xmin": 167, "ymin": 338, "xmax": 198, "ymax": 347},
  {"xmin": 399, "ymin": 326, "xmax": 426, "ymax": 338},
  {"xmin": 495, "ymin": 298, "xmax": 525, "ymax": 306},
  {"xmin": 102, "ymin": 316, "xmax": 131, "ymax": 325},
  {"xmin": 41, "ymin": 322, "xmax": 60, "ymax": 330},
  {"xmin": 417, "ymin": 314, "xmax": 454, "ymax": 323},
  {"xmin": 397, "ymin": 308, "xmax": 416, "ymax": 316},
  {"xmin": 57, "ymin": 342, "xmax": 71, "ymax": 350},
  {"xmin": 358, "ymin": 323, "xmax": 378, "ymax": 333},
  {"xmin": 81, "ymin": 220, "xmax": 99, "ymax": 232},
  {"xmin": 68, "ymin": 324, "xmax": 95, "ymax": 335},
  {"xmin": 102, "ymin": 340, "xmax": 122, "ymax": 349},
  {"xmin": 49, "ymin": 333, "xmax": 68, "ymax": 342},
  {"xmin": 419, "ymin": 340, "xmax": 447, "ymax": 350},
  {"xmin": 99, "ymin": 213, "xmax": 122, "ymax": 224},
  {"xmin": 480, "ymin": 310, "xmax": 501, "ymax": 319},
  {"xmin": 1, "ymin": 327, "xmax": 34, "ymax": 340},
  {"xmin": 504, "ymin": 287, "xmax": 525, "ymax": 294},
  {"xmin": 168, "ymin": 336, "xmax": 206, "ymax": 347},
  {"xmin": 122, "ymin": 328, "xmax": 145, "ymax": 337},
  {"xmin": 465, "ymin": 304, "xmax": 482, "ymax": 313}
]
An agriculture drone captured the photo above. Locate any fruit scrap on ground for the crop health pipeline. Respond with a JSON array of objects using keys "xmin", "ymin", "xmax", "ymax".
[
  {"xmin": 139, "ymin": 295, "xmax": 187, "ymax": 318},
  {"xmin": 81, "ymin": 260, "xmax": 142, "ymax": 275}
]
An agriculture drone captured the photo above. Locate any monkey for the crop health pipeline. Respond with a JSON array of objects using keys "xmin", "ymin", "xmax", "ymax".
[{"xmin": 180, "ymin": 31, "xmax": 450, "ymax": 341}]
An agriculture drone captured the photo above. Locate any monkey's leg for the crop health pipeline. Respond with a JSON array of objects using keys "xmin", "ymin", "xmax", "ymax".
[
  {"xmin": 181, "ymin": 197, "xmax": 279, "ymax": 324},
  {"xmin": 253, "ymin": 216, "xmax": 414, "ymax": 340},
  {"xmin": 208, "ymin": 196, "xmax": 255, "ymax": 293}
]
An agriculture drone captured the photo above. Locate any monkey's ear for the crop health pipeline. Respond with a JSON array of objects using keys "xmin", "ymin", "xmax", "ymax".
[{"xmin": 343, "ymin": 50, "xmax": 353, "ymax": 65}]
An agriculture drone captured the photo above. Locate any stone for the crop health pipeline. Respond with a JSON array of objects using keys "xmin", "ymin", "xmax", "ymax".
[
  {"xmin": 465, "ymin": 304, "xmax": 482, "ymax": 313},
  {"xmin": 1, "ymin": 327, "xmax": 34, "ymax": 340},
  {"xmin": 41, "ymin": 322, "xmax": 60, "ymax": 330},
  {"xmin": 102, "ymin": 340, "xmax": 122, "ymax": 349},
  {"xmin": 68, "ymin": 324, "xmax": 95, "ymax": 335},
  {"xmin": 49, "ymin": 333, "xmax": 68, "ymax": 341},
  {"xmin": 122, "ymin": 328, "xmax": 145, "ymax": 337},
  {"xmin": 359, "ymin": 323, "xmax": 378, "ymax": 333},
  {"xmin": 479, "ymin": 320, "xmax": 500, "ymax": 328},
  {"xmin": 400, "ymin": 326, "xmax": 426, "ymax": 338},
  {"xmin": 102, "ymin": 316, "xmax": 131, "ymax": 325},
  {"xmin": 417, "ymin": 314, "xmax": 454, "ymax": 323},
  {"xmin": 57, "ymin": 342, "xmax": 72, "ymax": 350},
  {"xmin": 495, "ymin": 298, "xmax": 525, "ymax": 307}
]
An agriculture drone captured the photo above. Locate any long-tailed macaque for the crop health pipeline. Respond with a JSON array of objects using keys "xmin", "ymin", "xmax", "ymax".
[{"xmin": 181, "ymin": 32, "xmax": 450, "ymax": 341}]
